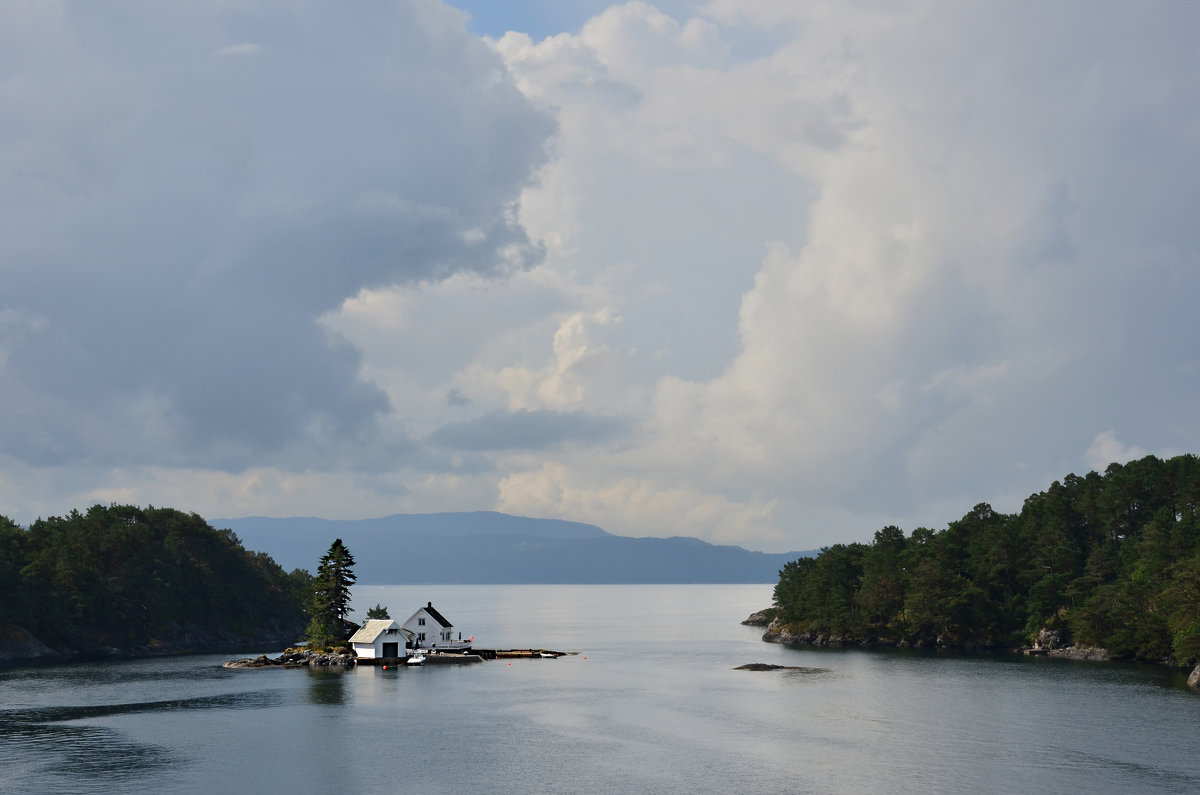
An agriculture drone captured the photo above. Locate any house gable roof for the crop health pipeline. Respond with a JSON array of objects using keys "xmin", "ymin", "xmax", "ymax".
[
  {"xmin": 423, "ymin": 602, "xmax": 452, "ymax": 628},
  {"xmin": 348, "ymin": 619, "xmax": 399, "ymax": 644},
  {"xmin": 403, "ymin": 602, "xmax": 452, "ymax": 629}
]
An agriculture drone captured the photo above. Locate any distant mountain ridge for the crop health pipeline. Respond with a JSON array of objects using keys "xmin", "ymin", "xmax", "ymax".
[{"xmin": 214, "ymin": 511, "xmax": 811, "ymax": 584}]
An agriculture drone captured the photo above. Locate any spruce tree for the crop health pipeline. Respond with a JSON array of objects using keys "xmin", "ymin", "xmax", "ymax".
[{"xmin": 306, "ymin": 538, "xmax": 356, "ymax": 647}]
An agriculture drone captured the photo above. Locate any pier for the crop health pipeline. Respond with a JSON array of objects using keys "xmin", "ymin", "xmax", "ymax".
[{"xmin": 355, "ymin": 648, "xmax": 570, "ymax": 666}]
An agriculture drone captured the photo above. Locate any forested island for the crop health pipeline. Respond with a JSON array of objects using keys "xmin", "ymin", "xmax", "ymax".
[
  {"xmin": 0, "ymin": 505, "xmax": 310, "ymax": 661},
  {"xmin": 764, "ymin": 454, "xmax": 1200, "ymax": 668}
]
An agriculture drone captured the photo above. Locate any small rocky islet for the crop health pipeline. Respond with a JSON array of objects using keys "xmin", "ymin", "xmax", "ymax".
[{"xmin": 224, "ymin": 648, "xmax": 354, "ymax": 668}]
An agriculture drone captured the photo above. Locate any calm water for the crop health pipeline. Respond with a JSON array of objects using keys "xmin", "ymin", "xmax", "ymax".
[{"xmin": 2, "ymin": 584, "xmax": 1198, "ymax": 794}]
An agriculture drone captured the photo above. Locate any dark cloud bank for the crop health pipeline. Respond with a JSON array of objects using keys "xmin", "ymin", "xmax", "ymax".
[{"xmin": 0, "ymin": 0, "xmax": 555, "ymax": 471}]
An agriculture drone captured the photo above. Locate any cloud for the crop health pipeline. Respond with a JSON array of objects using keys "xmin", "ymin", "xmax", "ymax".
[
  {"xmin": 211, "ymin": 43, "xmax": 264, "ymax": 58},
  {"xmin": 0, "ymin": 0, "xmax": 554, "ymax": 471},
  {"xmin": 478, "ymin": 309, "xmax": 626, "ymax": 410},
  {"xmin": 428, "ymin": 408, "xmax": 634, "ymax": 451},
  {"xmin": 3, "ymin": 1, "xmax": 1198, "ymax": 555},
  {"xmin": 495, "ymin": 462, "xmax": 781, "ymax": 546},
  {"xmin": 482, "ymin": 0, "xmax": 1200, "ymax": 546},
  {"xmin": 1084, "ymin": 432, "xmax": 1148, "ymax": 472}
]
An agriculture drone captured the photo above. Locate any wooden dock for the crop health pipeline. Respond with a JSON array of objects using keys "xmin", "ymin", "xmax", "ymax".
[
  {"xmin": 477, "ymin": 649, "xmax": 569, "ymax": 660},
  {"xmin": 357, "ymin": 649, "xmax": 570, "ymax": 666}
]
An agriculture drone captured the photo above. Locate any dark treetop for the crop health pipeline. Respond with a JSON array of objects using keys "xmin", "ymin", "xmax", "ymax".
[
  {"xmin": 0, "ymin": 504, "xmax": 310, "ymax": 658},
  {"xmin": 770, "ymin": 454, "xmax": 1200, "ymax": 666}
]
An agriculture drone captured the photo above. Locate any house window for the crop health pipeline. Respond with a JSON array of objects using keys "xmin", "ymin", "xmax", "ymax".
[
  {"xmin": 418, "ymin": 618, "xmax": 425, "ymax": 626},
  {"xmin": 418, "ymin": 632, "xmax": 425, "ymax": 642}
]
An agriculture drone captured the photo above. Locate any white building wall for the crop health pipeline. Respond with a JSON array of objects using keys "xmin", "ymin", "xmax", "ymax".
[
  {"xmin": 401, "ymin": 609, "xmax": 436, "ymax": 646},
  {"xmin": 349, "ymin": 620, "xmax": 404, "ymax": 658},
  {"xmin": 401, "ymin": 605, "xmax": 469, "ymax": 649}
]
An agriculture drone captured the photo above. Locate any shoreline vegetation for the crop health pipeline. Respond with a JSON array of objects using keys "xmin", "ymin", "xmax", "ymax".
[
  {"xmin": 754, "ymin": 454, "xmax": 1200, "ymax": 687},
  {"xmin": 0, "ymin": 505, "xmax": 309, "ymax": 663}
]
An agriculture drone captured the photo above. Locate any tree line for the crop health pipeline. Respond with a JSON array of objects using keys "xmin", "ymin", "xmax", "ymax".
[
  {"xmin": 771, "ymin": 454, "xmax": 1200, "ymax": 665},
  {"xmin": 0, "ymin": 504, "xmax": 311, "ymax": 655}
]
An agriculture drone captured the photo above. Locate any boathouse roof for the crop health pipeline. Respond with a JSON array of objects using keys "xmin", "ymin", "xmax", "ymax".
[{"xmin": 348, "ymin": 619, "xmax": 399, "ymax": 644}]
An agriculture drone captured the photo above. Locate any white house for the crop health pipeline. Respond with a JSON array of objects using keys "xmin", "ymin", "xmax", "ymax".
[
  {"xmin": 401, "ymin": 602, "xmax": 472, "ymax": 651},
  {"xmin": 347, "ymin": 618, "xmax": 408, "ymax": 659}
]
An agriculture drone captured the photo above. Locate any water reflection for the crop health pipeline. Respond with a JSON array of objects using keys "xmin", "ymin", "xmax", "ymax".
[
  {"xmin": 3, "ymin": 586, "xmax": 1199, "ymax": 794},
  {"xmin": 0, "ymin": 716, "xmax": 178, "ymax": 791},
  {"xmin": 0, "ymin": 688, "xmax": 284, "ymax": 793},
  {"xmin": 305, "ymin": 669, "xmax": 347, "ymax": 705},
  {"xmin": 2, "ymin": 690, "xmax": 281, "ymax": 724}
]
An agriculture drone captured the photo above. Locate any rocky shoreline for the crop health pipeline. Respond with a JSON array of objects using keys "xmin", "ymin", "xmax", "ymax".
[
  {"xmin": 0, "ymin": 626, "xmax": 63, "ymax": 663},
  {"xmin": 748, "ymin": 611, "xmax": 1200, "ymax": 688},
  {"xmin": 223, "ymin": 648, "xmax": 355, "ymax": 669},
  {"xmin": 0, "ymin": 621, "xmax": 304, "ymax": 665}
]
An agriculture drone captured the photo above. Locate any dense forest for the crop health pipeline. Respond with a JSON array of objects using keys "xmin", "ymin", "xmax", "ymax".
[
  {"xmin": 0, "ymin": 504, "xmax": 311, "ymax": 657},
  {"xmin": 771, "ymin": 454, "xmax": 1200, "ymax": 665}
]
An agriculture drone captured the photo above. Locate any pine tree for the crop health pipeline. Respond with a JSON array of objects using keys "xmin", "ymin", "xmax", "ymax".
[{"xmin": 306, "ymin": 538, "xmax": 356, "ymax": 647}]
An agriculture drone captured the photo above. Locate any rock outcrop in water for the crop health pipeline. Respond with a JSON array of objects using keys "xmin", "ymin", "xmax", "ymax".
[
  {"xmin": 758, "ymin": 616, "xmax": 906, "ymax": 649},
  {"xmin": 223, "ymin": 648, "xmax": 354, "ymax": 669},
  {"xmin": 1029, "ymin": 626, "xmax": 1111, "ymax": 661},
  {"xmin": 741, "ymin": 609, "xmax": 775, "ymax": 627},
  {"xmin": 1189, "ymin": 665, "xmax": 1200, "ymax": 688}
]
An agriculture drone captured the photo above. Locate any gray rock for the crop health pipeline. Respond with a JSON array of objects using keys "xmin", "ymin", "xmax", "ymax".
[
  {"xmin": 0, "ymin": 626, "xmax": 62, "ymax": 662},
  {"xmin": 225, "ymin": 648, "xmax": 355, "ymax": 669},
  {"xmin": 1046, "ymin": 645, "xmax": 1111, "ymax": 661},
  {"xmin": 1035, "ymin": 628, "xmax": 1064, "ymax": 650},
  {"xmin": 1188, "ymin": 664, "xmax": 1200, "ymax": 688},
  {"xmin": 761, "ymin": 618, "xmax": 807, "ymax": 645}
]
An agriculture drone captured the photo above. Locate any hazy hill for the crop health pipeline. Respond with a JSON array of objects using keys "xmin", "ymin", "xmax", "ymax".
[{"xmin": 214, "ymin": 511, "xmax": 810, "ymax": 584}]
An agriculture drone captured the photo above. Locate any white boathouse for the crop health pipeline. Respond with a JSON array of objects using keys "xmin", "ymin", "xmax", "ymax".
[{"xmin": 347, "ymin": 619, "xmax": 407, "ymax": 659}]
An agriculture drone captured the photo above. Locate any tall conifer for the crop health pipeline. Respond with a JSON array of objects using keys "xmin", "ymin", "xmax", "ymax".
[{"xmin": 306, "ymin": 538, "xmax": 356, "ymax": 647}]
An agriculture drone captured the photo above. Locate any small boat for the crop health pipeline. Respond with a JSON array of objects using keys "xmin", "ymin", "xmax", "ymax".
[{"xmin": 406, "ymin": 653, "xmax": 426, "ymax": 666}]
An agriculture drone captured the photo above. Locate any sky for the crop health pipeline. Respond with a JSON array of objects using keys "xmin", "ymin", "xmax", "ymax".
[{"xmin": 2, "ymin": 0, "xmax": 1198, "ymax": 553}]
